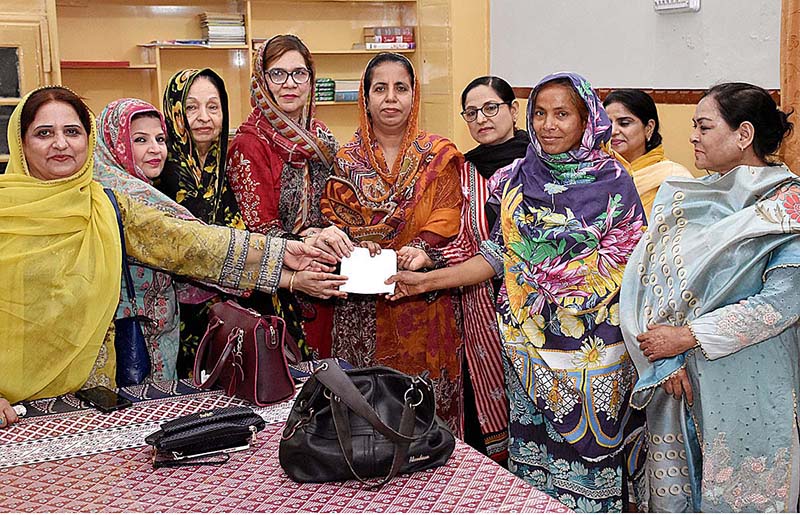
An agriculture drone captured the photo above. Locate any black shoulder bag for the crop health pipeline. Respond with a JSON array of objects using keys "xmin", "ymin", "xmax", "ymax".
[{"xmin": 279, "ymin": 359, "xmax": 455, "ymax": 487}]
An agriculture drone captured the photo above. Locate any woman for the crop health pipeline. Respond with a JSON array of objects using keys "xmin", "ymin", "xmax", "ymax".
[
  {"xmin": 437, "ymin": 76, "xmax": 528, "ymax": 461},
  {"xmin": 93, "ymin": 98, "xmax": 192, "ymax": 381},
  {"xmin": 604, "ymin": 89, "xmax": 693, "ymax": 216},
  {"xmin": 319, "ymin": 53, "xmax": 465, "ymax": 433},
  {"xmin": 228, "ymin": 35, "xmax": 347, "ymax": 359},
  {"xmin": 388, "ymin": 72, "xmax": 646, "ymax": 512},
  {"xmin": 157, "ymin": 68, "xmax": 247, "ymax": 376},
  {"xmin": 621, "ymin": 83, "xmax": 798, "ymax": 512},
  {"xmin": 0, "ymin": 86, "xmax": 331, "ymax": 428}
]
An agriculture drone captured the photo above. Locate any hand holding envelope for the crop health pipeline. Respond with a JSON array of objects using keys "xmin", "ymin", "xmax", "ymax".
[{"xmin": 339, "ymin": 247, "xmax": 397, "ymax": 295}]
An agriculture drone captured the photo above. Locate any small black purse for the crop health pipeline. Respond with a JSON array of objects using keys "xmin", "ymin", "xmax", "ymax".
[
  {"xmin": 144, "ymin": 406, "xmax": 266, "ymax": 468},
  {"xmin": 279, "ymin": 359, "xmax": 455, "ymax": 487}
]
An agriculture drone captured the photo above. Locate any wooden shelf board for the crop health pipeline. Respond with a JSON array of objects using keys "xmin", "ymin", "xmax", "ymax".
[
  {"xmin": 309, "ymin": 49, "xmax": 415, "ymax": 55},
  {"xmin": 139, "ymin": 44, "xmax": 249, "ymax": 50},
  {"xmin": 61, "ymin": 61, "xmax": 157, "ymax": 70},
  {"xmin": 0, "ymin": 98, "xmax": 22, "ymax": 106}
]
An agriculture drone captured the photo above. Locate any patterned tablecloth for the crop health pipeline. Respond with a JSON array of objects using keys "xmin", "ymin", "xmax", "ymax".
[{"xmin": 0, "ymin": 382, "xmax": 570, "ymax": 513}]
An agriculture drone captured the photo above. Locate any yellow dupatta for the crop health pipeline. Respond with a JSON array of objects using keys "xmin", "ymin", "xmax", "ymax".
[
  {"xmin": 0, "ymin": 89, "xmax": 121, "ymax": 403},
  {"xmin": 615, "ymin": 145, "xmax": 693, "ymax": 216}
]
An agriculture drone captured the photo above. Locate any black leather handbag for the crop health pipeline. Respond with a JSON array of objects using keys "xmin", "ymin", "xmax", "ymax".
[
  {"xmin": 105, "ymin": 189, "xmax": 151, "ymax": 387},
  {"xmin": 145, "ymin": 406, "xmax": 266, "ymax": 468},
  {"xmin": 279, "ymin": 359, "xmax": 455, "ymax": 487}
]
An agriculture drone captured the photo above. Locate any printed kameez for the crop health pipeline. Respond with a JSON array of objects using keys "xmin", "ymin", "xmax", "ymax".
[
  {"xmin": 438, "ymin": 130, "xmax": 529, "ymax": 461},
  {"xmin": 157, "ymin": 69, "xmax": 246, "ymax": 376},
  {"xmin": 0, "ymin": 90, "xmax": 286, "ymax": 403},
  {"xmin": 320, "ymin": 55, "xmax": 465, "ymax": 434},
  {"xmin": 93, "ymin": 98, "xmax": 195, "ymax": 381},
  {"xmin": 227, "ymin": 40, "xmax": 338, "ymax": 359},
  {"xmin": 479, "ymin": 73, "xmax": 646, "ymax": 512}
]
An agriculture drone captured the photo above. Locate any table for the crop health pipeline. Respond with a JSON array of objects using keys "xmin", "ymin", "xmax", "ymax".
[{"xmin": 0, "ymin": 380, "xmax": 570, "ymax": 513}]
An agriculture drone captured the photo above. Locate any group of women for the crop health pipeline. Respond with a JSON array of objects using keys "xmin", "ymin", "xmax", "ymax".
[{"xmin": 0, "ymin": 31, "xmax": 797, "ymax": 513}]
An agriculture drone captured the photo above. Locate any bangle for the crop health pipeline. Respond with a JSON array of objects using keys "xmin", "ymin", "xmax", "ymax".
[{"xmin": 289, "ymin": 270, "xmax": 297, "ymax": 293}]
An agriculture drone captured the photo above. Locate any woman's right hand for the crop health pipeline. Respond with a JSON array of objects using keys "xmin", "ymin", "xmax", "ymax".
[
  {"xmin": 385, "ymin": 271, "xmax": 429, "ymax": 301},
  {"xmin": 662, "ymin": 368, "xmax": 694, "ymax": 406},
  {"xmin": 307, "ymin": 226, "xmax": 355, "ymax": 260},
  {"xmin": 294, "ymin": 271, "xmax": 349, "ymax": 300},
  {"xmin": 0, "ymin": 397, "xmax": 19, "ymax": 429}
]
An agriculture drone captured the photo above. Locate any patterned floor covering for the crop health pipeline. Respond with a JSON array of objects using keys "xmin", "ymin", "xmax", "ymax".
[{"xmin": 0, "ymin": 373, "xmax": 570, "ymax": 513}]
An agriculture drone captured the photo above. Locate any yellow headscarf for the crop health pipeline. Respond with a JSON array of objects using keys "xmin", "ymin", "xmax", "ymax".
[{"xmin": 0, "ymin": 88, "xmax": 121, "ymax": 403}]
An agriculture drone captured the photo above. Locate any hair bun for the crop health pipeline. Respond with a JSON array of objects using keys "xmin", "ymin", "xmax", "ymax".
[{"xmin": 777, "ymin": 107, "xmax": 794, "ymax": 138}]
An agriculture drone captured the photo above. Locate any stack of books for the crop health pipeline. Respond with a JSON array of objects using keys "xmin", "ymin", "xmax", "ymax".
[
  {"xmin": 315, "ymin": 78, "xmax": 335, "ymax": 103},
  {"xmin": 361, "ymin": 26, "xmax": 415, "ymax": 50},
  {"xmin": 335, "ymin": 80, "xmax": 360, "ymax": 102},
  {"xmin": 200, "ymin": 12, "xmax": 246, "ymax": 47}
]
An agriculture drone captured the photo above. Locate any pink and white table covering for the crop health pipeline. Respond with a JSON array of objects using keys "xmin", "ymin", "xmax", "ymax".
[{"xmin": 0, "ymin": 386, "xmax": 570, "ymax": 512}]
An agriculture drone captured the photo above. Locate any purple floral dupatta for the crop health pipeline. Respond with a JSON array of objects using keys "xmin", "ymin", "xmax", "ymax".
[{"xmin": 481, "ymin": 72, "xmax": 645, "ymax": 460}]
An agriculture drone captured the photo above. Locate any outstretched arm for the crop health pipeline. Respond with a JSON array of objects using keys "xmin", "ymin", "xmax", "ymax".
[{"xmin": 385, "ymin": 254, "xmax": 495, "ymax": 301}]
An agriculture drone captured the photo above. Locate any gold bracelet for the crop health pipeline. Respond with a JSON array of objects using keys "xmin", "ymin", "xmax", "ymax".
[{"xmin": 289, "ymin": 270, "xmax": 297, "ymax": 293}]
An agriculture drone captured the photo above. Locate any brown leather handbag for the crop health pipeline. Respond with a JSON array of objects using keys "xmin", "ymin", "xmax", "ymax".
[{"xmin": 192, "ymin": 300, "xmax": 300, "ymax": 406}]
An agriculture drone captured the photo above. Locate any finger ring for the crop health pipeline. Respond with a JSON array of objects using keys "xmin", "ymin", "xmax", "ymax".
[{"xmin": 0, "ymin": 417, "xmax": 4, "ymax": 426}]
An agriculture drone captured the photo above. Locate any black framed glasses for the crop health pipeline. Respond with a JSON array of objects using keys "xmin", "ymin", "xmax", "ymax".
[
  {"xmin": 266, "ymin": 67, "xmax": 311, "ymax": 85},
  {"xmin": 460, "ymin": 101, "xmax": 512, "ymax": 122}
]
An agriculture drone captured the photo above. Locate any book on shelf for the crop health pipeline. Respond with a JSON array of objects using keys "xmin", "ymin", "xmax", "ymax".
[
  {"xmin": 143, "ymin": 39, "xmax": 208, "ymax": 47},
  {"xmin": 361, "ymin": 42, "xmax": 416, "ymax": 50},
  {"xmin": 334, "ymin": 91, "xmax": 358, "ymax": 102},
  {"xmin": 362, "ymin": 27, "xmax": 415, "ymax": 49},
  {"xmin": 334, "ymin": 79, "xmax": 359, "ymax": 103},
  {"xmin": 363, "ymin": 26, "xmax": 415, "ymax": 37},
  {"xmin": 364, "ymin": 34, "xmax": 415, "ymax": 44},
  {"xmin": 200, "ymin": 12, "xmax": 246, "ymax": 46}
]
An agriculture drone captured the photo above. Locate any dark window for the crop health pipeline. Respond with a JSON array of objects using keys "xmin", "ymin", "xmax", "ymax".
[
  {"xmin": 1, "ymin": 105, "xmax": 13, "ymax": 157},
  {"xmin": 0, "ymin": 47, "xmax": 21, "ymax": 98}
]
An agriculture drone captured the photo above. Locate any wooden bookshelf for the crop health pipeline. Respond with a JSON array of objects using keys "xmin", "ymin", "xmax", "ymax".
[{"xmin": 52, "ymin": 0, "xmax": 485, "ymax": 148}]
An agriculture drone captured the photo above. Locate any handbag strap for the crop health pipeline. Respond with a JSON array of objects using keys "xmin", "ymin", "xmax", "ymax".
[
  {"xmin": 192, "ymin": 317, "xmax": 241, "ymax": 390},
  {"xmin": 330, "ymin": 394, "xmax": 417, "ymax": 488},
  {"xmin": 313, "ymin": 359, "xmax": 429, "ymax": 444},
  {"xmin": 103, "ymin": 188, "xmax": 136, "ymax": 303}
]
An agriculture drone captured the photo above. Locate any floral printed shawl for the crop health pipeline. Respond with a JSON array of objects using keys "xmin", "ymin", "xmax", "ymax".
[
  {"xmin": 94, "ymin": 98, "xmax": 193, "ymax": 219},
  {"xmin": 481, "ymin": 72, "xmax": 646, "ymax": 460},
  {"xmin": 158, "ymin": 68, "xmax": 244, "ymax": 229}
]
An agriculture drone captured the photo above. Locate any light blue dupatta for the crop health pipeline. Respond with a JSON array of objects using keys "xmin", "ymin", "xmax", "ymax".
[{"xmin": 621, "ymin": 164, "xmax": 800, "ymax": 512}]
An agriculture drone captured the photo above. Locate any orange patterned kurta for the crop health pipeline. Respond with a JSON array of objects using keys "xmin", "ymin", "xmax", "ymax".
[{"xmin": 320, "ymin": 57, "xmax": 465, "ymax": 433}]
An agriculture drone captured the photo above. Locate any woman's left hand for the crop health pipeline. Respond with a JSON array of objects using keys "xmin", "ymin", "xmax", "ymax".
[
  {"xmin": 637, "ymin": 324, "xmax": 698, "ymax": 362},
  {"xmin": 397, "ymin": 246, "xmax": 434, "ymax": 271},
  {"xmin": 284, "ymin": 240, "xmax": 336, "ymax": 272}
]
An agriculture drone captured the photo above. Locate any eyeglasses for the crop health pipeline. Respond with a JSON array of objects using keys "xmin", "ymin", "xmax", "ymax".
[
  {"xmin": 266, "ymin": 67, "xmax": 311, "ymax": 85},
  {"xmin": 460, "ymin": 101, "xmax": 512, "ymax": 123}
]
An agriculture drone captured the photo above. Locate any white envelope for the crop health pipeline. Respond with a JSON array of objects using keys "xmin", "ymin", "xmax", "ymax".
[{"xmin": 339, "ymin": 247, "xmax": 396, "ymax": 295}]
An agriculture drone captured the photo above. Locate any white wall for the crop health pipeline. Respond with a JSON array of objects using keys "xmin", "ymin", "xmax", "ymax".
[{"xmin": 490, "ymin": 0, "xmax": 781, "ymax": 90}]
